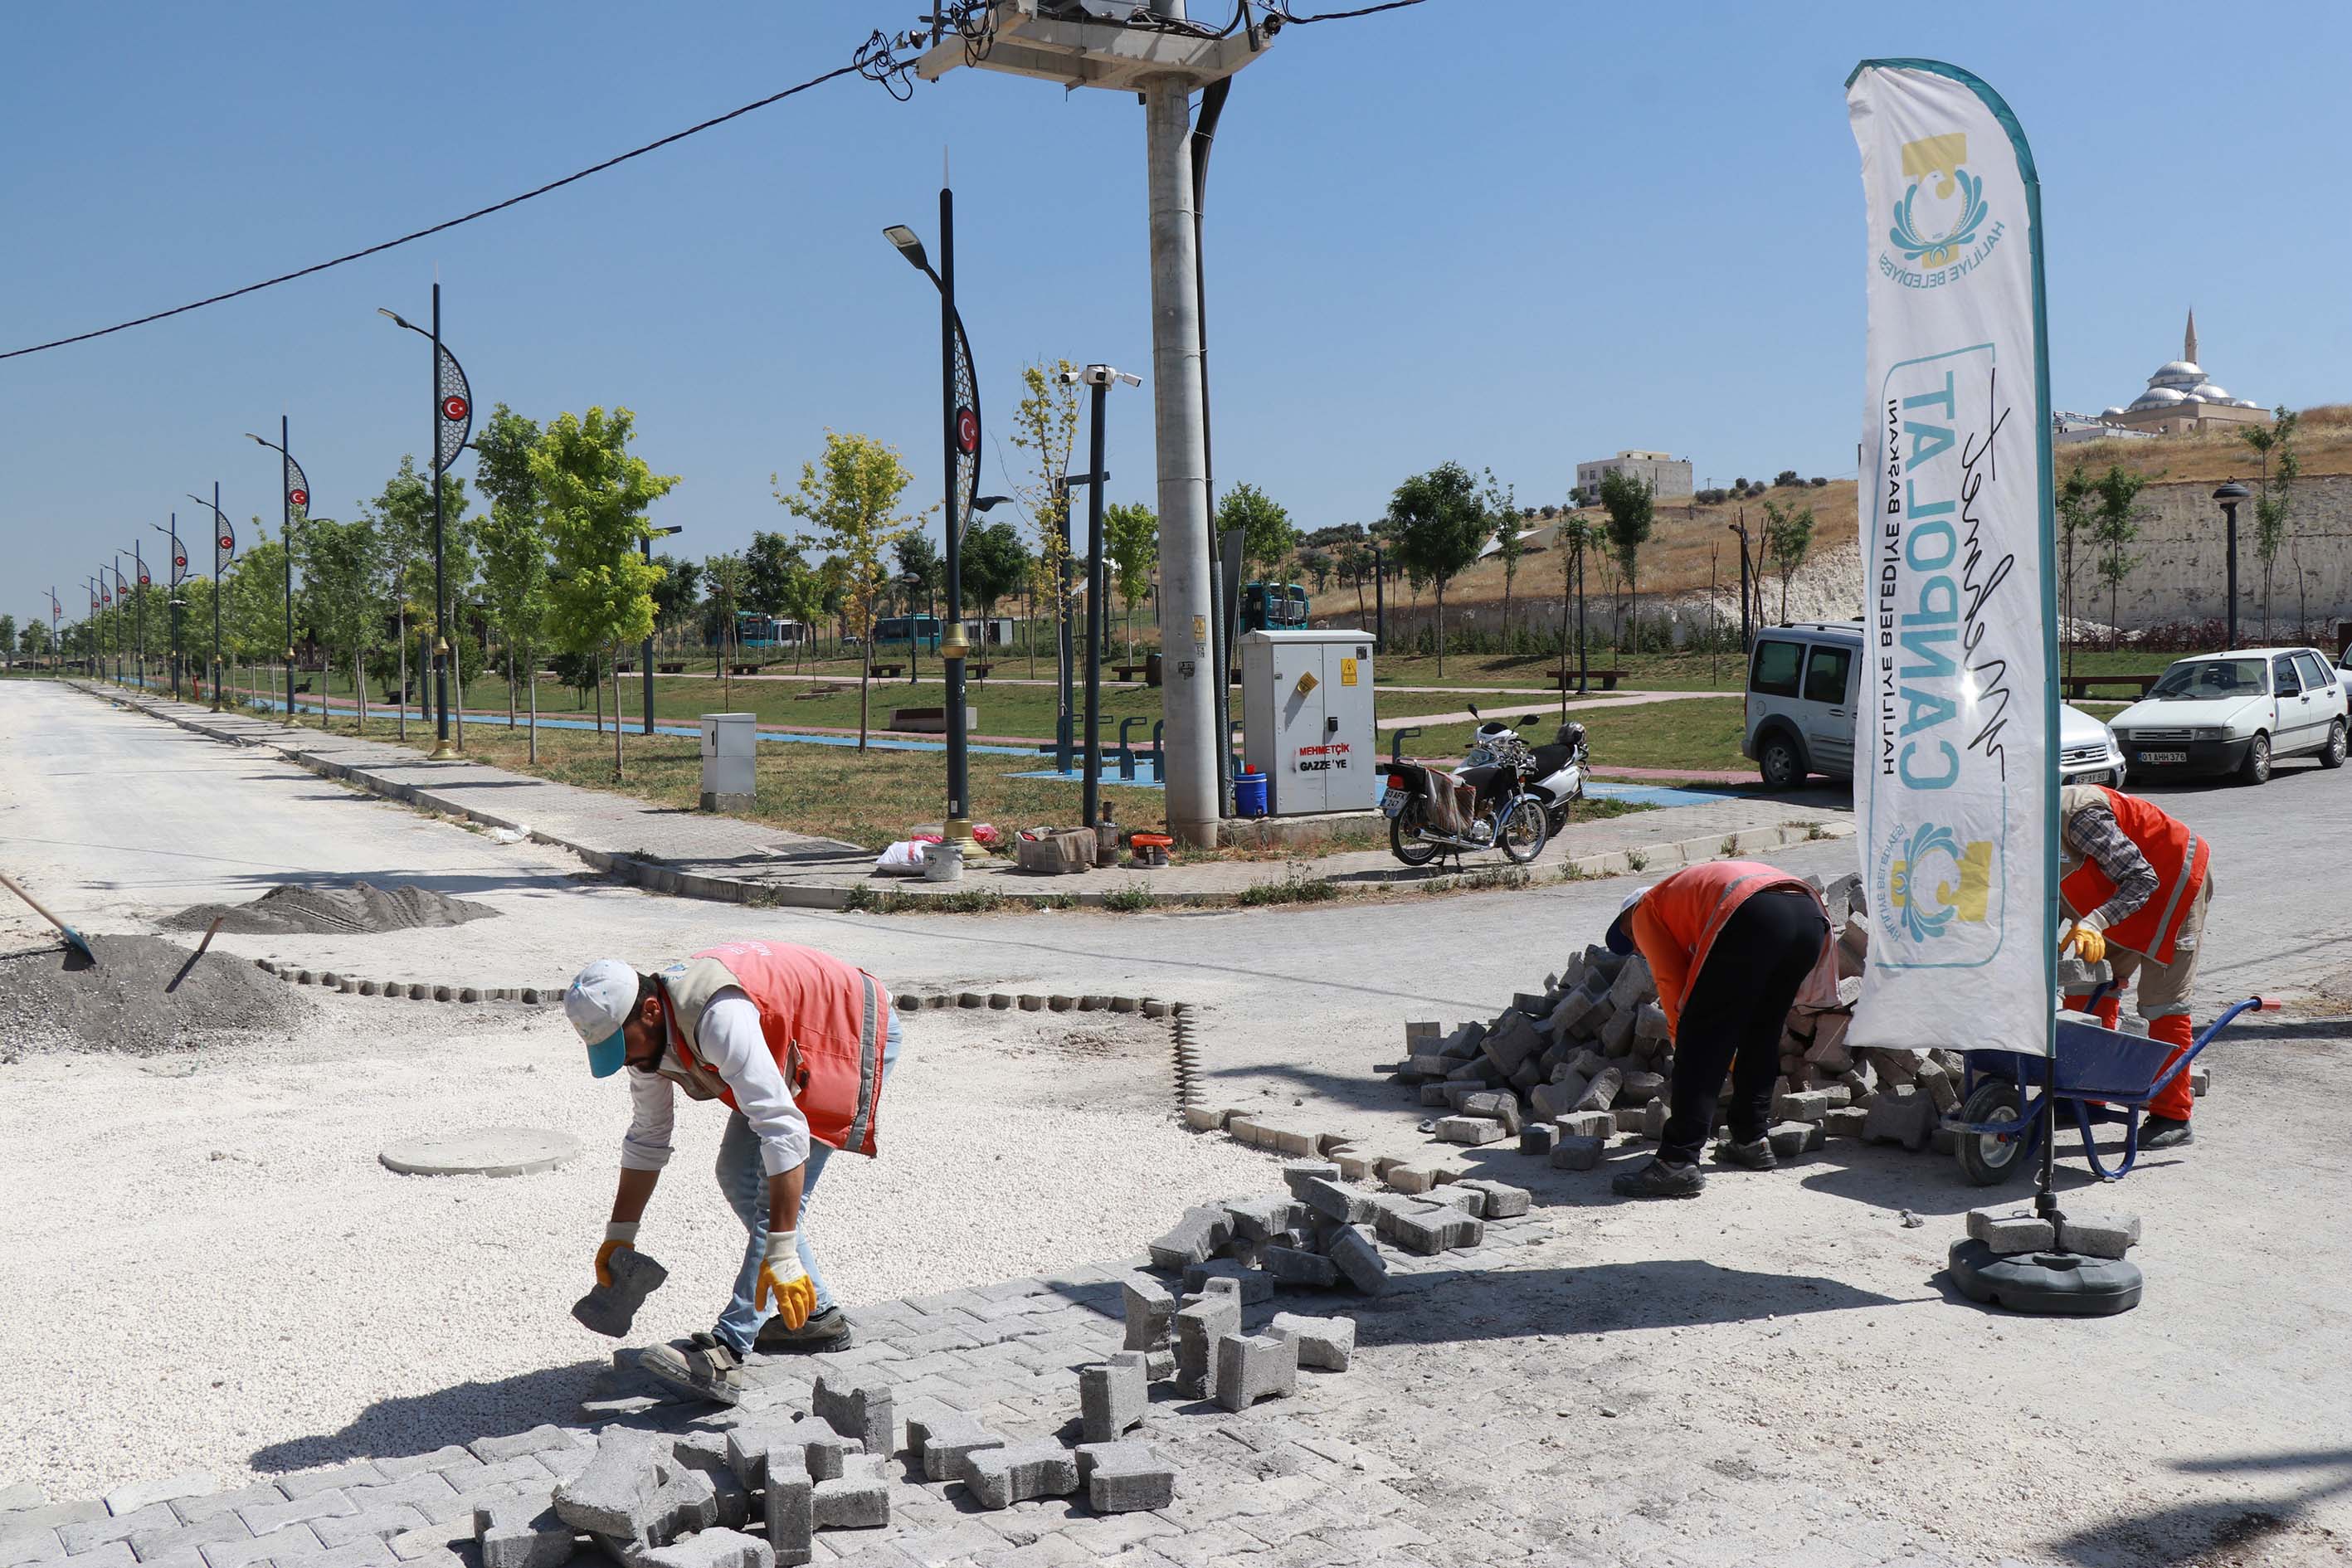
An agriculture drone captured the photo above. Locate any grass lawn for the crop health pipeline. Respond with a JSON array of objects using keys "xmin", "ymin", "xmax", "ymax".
[{"xmin": 1398, "ymin": 696, "xmax": 1751, "ymax": 773}]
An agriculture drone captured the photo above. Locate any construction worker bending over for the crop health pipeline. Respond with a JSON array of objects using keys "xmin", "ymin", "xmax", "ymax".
[
  {"xmin": 1605, "ymin": 863, "xmax": 1836, "ymax": 1200},
  {"xmin": 2057, "ymin": 783, "xmax": 2211, "ymax": 1150},
  {"xmin": 565, "ymin": 941, "xmax": 902, "ymax": 1405}
]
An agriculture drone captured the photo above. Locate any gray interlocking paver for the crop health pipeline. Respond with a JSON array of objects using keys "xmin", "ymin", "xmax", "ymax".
[
  {"xmin": 197, "ymin": 1525, "xmax": 321, "ymax": 1568},
  {"xmin": 231, "ymin": 1496, "xmax": 353, "ymax": 1541}
]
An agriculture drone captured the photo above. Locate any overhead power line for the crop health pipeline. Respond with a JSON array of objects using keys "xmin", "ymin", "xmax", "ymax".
[{"xmin": 0, "ymin": 32, "xmax": 915, "ymax": 363}]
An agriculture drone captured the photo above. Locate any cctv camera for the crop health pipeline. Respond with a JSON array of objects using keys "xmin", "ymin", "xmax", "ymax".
[{"xmin": 1056, "ymin": 368, "xmax": 1083, "ymax": 385}]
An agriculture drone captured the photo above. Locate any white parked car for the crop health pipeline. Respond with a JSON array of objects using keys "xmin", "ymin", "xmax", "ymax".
[
  {"xmin": 1741, "ymin": 619, "xmax": 2126, "ymax": 786},
  {"xmin": 2106, "ymin": 648, "xmax": 2350, "ymax": 785}
]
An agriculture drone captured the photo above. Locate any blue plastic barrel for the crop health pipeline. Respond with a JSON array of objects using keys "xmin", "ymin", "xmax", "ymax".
[{"xmin": 1234, "ymin": 767, "xmax": 1269, "ymax": 817}]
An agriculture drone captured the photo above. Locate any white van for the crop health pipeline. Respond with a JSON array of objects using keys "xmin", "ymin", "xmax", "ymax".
[{"xmin": 1742, "ymin": 621, "xmax": 2124, "ymax": 788}]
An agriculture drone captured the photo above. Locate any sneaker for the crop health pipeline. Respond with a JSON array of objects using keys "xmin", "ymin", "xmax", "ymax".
[
  {"xmin": 1609, "ymin": 1157, "xmax": 1705, "ymax": 1199},
  {"xmin": 754, "ymin": 1305, "xmax": 855, "ymax": 1355},
  {"xmin": 2140, "ymin": 1114, "xmax": 2194, "ymax": 1150},
  {"xmin": 638, "ymin": 1332, "xmax": 744, "ymax": 1406},
  {"xmin": 1716, "ymin": 1137, "xmax": 1777, "ymax": 1171}
]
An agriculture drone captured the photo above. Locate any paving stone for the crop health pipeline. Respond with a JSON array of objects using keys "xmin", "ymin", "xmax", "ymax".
[
  {"xmin": 310, "ymin": 1508, "xmax": 433, "ymax": 1552},
  {"xmin": 959, "ymin": 1444, "xmax": 1079, "ymax": 1512},
  {"xmin": 809, "ymin": 1462, "xmax": 888, "ymax": 1534},
  {"xmin": 1455, "ymin": 1092, "xmax": 1523, "ymax": 1136},
  {"xmin": 1212, "ymin": 1334, "xmax": 1298, "ymax": 1412},
  {"xmin": 1968, "ymin": 1206, "xmax": 2057, "ymax": 1255},
  {"xmin": 1550, "ymin": 1135, "xmax": 1605, "ymax": 1171},
  {"xmin": 1382, "ymin": 1204, "xmax": 1483, "ymax": 1256},
  {"xmin": 1078, "ymin": 1351, "xmax": 1148, "ymax": 1444},
  {"xmin": 551, "ymin": 1430, "xmax": 660, "ymax": 1539},
  {"xmin": 569, "ymin": 1248, "xmax": 670, "ymax": 1340},
  {"xmin": 1634, "ymin": 1002, "xmax": 1671, "ymax": 1041},
  {"xmin": 640, "ymin": 1525, "xmax": 771, "ymax": 1568},
  {"xmin": 1292, "ymin": 1176, "xmax": 1374, "ymax": 1226},
  {"xmin": 903, "ymin": 1410, "xmax": 1006, "ymax": 1484},
  {"xmin": 1177, "ymin": 1259, "xmax": 1270, "ymax": 1303},
  {"xmin": 1609, "ymin": 952, "xmax": 1653, "ymax": 1010},
  {"xmin": 1259, "ymin": 1245, "xmax": 1337, "ymax": 1288},
  {"xmin": 470, "ymin": 1497, "xmax": 572, "ymax": 1568},
  {"xmin": 58, "ymin": 1547, "xmax": 134, "ymax": 1568},
  {"xmin": 1278, "ymin": 1161, "xmax": 1342, "ymax": 1200},
  {"xmin": 809, "ymin": 1376, "xmax": 893, "ymax": 1459},
  {"xmin": 236, "ymin": 1493, "xmax": 357, "ymax": 1540},
  {"xmin": 1265, "ymin": 1312, "xmax": 1356, "ymax": 1371},
  {"xmin": 1431, "ymin": 1116, "xmax": 1505, "ymax": 1147},
  {"xmin": 199, "ymin": 1525, "xmax": 323, "ymax": 1568},
  {"xmin": 1553, "ymin": 1110, "xmax": 1614, "ymax": 1140},
  {"xmin": 1824, "ymin": 1106, "xmax": 1870, "ymax": 1138},
  {"xmin": 0, "ymin": 1491, "xmax": 43, "ymax": 1518},
  {"xmin": 1863, "ymin": 1083, "xmax": 1937, "ymax": 1151},
  {"xmin": 1171, "ymin": 1293, "xmax": 1240, "ymax": 1400},
  {"xmin": 103, "ymin": 1479, "xmax": 216, "ymax": 1522},
  {"xmin": 762, "ymin": 1474, "xmax": 811, "ymax": 1568},
  {"xmin": 1144, "ymin": 1207, "xmax": 1233, "ymax": 1272},
  {"xmin": 1519, "ymin": 1122, "xmax": 1561, "ymax": 1157},
  {"xmin": 1073, "ymin": 1443, "xmax": 1174, "ymax": 1515},
  {"xmin": 0, "ymin": 1524, "xmax": 61, "ymax": 1568},
  {"xmin": 61, "ymin": 1504, "xmax": 178, "ymax": 1555},
  {"xmin": 1765, "ymin": 1120, "xmax": 1824, "ymax": 1157},
  {"xmin": 1457, "ymin": 1178, "xmax": 1531, "ymax": 1219},
  {"xmin": 129, "ymin": 1508, "xmax": 256, "ymax": 1562},
  {"xmin": 1773, "ymin": 1088, "xmax": 1834, "ymax": 1125},
  {"xmin": 1117, "ymin": 1277, "xmax": 1176, "ymax": 1351},
  {"xmin": 1326, "ymin": 1225, "xmax": 1387, "ymax": 1295},
  {"xmin": 2056, "ymin": 1210, "xmax": 2142, "ymax": 1259}
]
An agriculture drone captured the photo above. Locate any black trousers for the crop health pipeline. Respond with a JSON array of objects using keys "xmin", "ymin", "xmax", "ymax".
[{"xmin": 1658, "ymin": 889, "xmax": 1830, "ymax": 1166}]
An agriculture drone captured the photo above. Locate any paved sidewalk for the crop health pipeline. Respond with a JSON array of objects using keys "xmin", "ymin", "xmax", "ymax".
[{"xmin": 78, "ymin": 686, "xmax": 1852, "ymax": 910}]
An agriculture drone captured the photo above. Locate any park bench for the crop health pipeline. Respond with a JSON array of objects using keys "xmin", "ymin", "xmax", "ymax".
[
  {"xmin": 1550, "ymin": 668, "xmax": 1629, "ymax": 692},
  {"xmin": 871, "ymin": 662, "xmax": 905, "ymax": 679},
  {"xmin": 729, "ymin": 664, "xmax": 759, "ymax": 676},
  {"xmin": 2058, "ymin": 671, "xmax": 2159, "ymax": 701},
  {"xmin": 657, "ymin": 662, "xmax": 685, "ymax": 674},
  {"xmin": 1113, "ymin": 663, "xmax": 1149, "ymax": 681},
  {"xmin": 968, "ymin": 661, "xmax": 994, "ymax": 679}
]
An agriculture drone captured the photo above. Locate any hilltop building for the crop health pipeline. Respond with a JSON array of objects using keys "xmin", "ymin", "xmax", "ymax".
[
  {"xmin": 1575, "ymin": 450, "xmax": 1692, "ymax": 502},
  {"xmin": 2098, "ymin": 310, "xmax": 2269, "ymax": 436}
]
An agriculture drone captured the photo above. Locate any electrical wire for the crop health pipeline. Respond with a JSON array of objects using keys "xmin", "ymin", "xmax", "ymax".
[
  {"xmin": 1270, "ymin": 0, "xmax": 1427, "ymax": 21},
  {"xmin": 0, "ymin": 32, "xmax": 917, "ymax": 363}
]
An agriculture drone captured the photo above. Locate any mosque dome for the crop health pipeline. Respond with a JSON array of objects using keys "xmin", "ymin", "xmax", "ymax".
[
  {"xmin": 2150, "ymin": 360, "xmax": 2203, "ymax": 382},
  {"xmin": 2184, "ymin": 382, "xmax": 2231, "ymax": 402},
  {"xmin": 2129, "ymin": 386, "xmax": 2189, "ymax": 409}
]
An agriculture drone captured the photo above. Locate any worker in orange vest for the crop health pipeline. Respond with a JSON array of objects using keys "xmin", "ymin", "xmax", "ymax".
[
  {"xmin": 2057, "ymin": 783, "xmax": 2211, "ymax": 1149},
  {"xmin": 1605, "ymin": 862, "xmax": 1837, "ymax": 1200},
  {"xmin": 565, "ymin": 941, "xmax": 902, "ymax": 1405}
]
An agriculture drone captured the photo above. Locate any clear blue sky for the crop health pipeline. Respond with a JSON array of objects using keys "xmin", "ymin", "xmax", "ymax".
[{"xmin": 5, "ymin": 1, "xmax": 2348, "ymax": 633}]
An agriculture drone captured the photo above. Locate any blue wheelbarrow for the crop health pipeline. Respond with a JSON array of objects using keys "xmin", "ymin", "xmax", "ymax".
[{"xmin": 1950, "ymin": 989, "xmax": 2276, "ymax": 1186}]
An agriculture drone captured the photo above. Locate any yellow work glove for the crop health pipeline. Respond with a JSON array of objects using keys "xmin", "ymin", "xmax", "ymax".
[
  {"xmin": 757, "ymin": 1230, "xmax": 816, "ymax": 1331},
  {"xmin": 596, "ymin": 1221, "xmax": 638, "ymax": 1288},
  {"xmin": 2061, "ymin": 921, "xmax": 2107, "ymax": 966}
]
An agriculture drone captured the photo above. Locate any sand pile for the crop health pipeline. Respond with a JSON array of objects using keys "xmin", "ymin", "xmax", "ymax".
[
  {"xmin": 164, "ymin": 881, "xmax": 499, "ymax": 937},
  {"xmin": 0, "ymin": 933, "xmax": 309, "ymax": 1055}
]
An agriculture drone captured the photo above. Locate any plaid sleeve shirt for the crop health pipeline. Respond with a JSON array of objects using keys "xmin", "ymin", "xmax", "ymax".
[{"xmin": 2062, "ymin": 798, "xmax": 2159, "ymax": 932}]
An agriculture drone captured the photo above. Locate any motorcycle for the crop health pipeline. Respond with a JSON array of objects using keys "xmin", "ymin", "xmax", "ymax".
[
  {"xmin": 1381, "ymin": 706, "xmax": 1585, "ymax": 868},
  {"xmin": 1464, "ymin": 709, "xmax": 1588, "ymax": 838}
]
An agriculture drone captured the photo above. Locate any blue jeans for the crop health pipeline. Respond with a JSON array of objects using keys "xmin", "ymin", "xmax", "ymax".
[{"xmin": 711, "ymin": 1007, "xmax": 903, "ymax": 1354}]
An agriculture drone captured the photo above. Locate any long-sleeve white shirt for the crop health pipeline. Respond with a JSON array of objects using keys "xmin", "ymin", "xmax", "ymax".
[{"xmin": 621, "ymin": 987, "xmax": 811, "ymax": 1177}]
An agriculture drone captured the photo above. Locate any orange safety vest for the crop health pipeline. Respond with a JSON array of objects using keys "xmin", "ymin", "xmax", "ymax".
[
  {"xmin": 1630, "ymin": 860, "xmax": 1832, "ymax": 1035},
  {"xmin": 2061, "ymin": 786, "xmax": 2208, "ymax": 967},
  {"xmin": 652, "ymin": 942, "xmax": 890, "ymax": 1157}
]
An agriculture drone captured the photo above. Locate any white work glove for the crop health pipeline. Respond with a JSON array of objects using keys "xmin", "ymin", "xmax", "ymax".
[
  {"xmin": 757, "ymin": 1230, "xmax": 815, "ymax": 1330},
  {"xmin": 595, "ymin": 1221, "xmax": 639, "ymax": 1288}
]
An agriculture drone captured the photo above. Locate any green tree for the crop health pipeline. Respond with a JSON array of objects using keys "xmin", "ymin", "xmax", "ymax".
[
  {"xmin": 650, "ymin": 553, "xmax": 701, "ymax": 645},
  {"xmin": 1104, "ymin": 501, "xmax": 1158, "ymax": 660},
  {"xmin": 21, "ymin": 617, "xmax": 51, "ymax": 660},
  {"xmin": 0, "ymin": 614, "xmax": 14, "ymax": 665},
  {"xmin": 473, "ymin": 403, "xmax": 553, "ymax": 754},
  {"xmin": 536, "ymin": 407, "xmax": 679, "ymax": 777},
  {"xmin": 777, "ymin": 430, "xmax": 928, "ymax": 748},
  {"xmin": 1760, "ymin": 498, "xmax": 1816, "ymax": 622},
  {"xmin": 299, "ymin": 516, "xmax": 385, "ymax": 732},
  {"xmin": 1386, "ymin": 462, "xmax": 1487, "ymax": 676},
  {"xmin": 224, "ymin": 533, "xmax": 285, "ymax": 707},
  {"xmin": 2091, "ymin": 464, "xmax": 2151, "ymax": 650},
  {"xmin": 1596, "ymin": 466, "xmax": 1656, "ymax": 654},
  {"xmin": 962, "ymin": 520, "xmax": 1032, "ymax": 622},
  {"xmin": 363, "ymin": 455, "xmax": 478, "ymax": 738},
  {"xmin": 1486, "ymin": 470, "xmax": 1522, "ymax": 643},
  {"xmin": 702, "ymin": 551, "xmax": 747, "ymax": 706},
  {"xmin": 1555, "ymin": 514, "xmax": 1602, "ymax": 687},
  {"xmin": 1219, "ymin": 482, "xmax": 1297, "ymax": 582},
  {"xmin": 1009, "ymin": 361, "xmax": 1082, "ymax": 675},
  {"xmin": 2056, "ymin": 464, "xmax": 2096, "ymax": 677},
  {"xmin": 2241, "ymin": 407, "xmax": 2301, "ymax": 640}
]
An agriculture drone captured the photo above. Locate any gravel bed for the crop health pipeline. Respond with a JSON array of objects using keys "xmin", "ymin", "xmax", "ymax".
[{"xmin": 0, "ymin": 933, "xmax": 312, "ymax": 1056}]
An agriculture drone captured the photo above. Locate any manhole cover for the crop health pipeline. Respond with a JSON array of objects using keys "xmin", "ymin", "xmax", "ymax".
[{"xmin": 379, "ymin": 1127, "xmax": 582, "ymax": 1178}]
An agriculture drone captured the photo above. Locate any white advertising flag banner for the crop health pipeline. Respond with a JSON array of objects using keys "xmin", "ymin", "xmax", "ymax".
[{"xmin": 1845, "ymin": 60, "xmax": 2058, "ymax": 1057}]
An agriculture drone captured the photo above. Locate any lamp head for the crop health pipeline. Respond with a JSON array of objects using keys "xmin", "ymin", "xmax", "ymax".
[
  {"xmin": 2213, "ymin": 480, "xmax": 2250, "ymax": 503},
  {"xmin": 246, "ymin": 432, "xmax": 268, "ymax": 446},
  {"xmin": 376, "ymin": 306, "xmax": 420, "ymax": 334},
  {"xmin": 972, "ymin": 494, "xmax": 1011, "ymax": 514},
  {"xmin": 883, "ymin": 225, "xmax": 930, "ymax": 274}
]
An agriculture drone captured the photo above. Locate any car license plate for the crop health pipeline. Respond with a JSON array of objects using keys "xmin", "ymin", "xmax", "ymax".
[
  {"xmin": 1381, "ymin": 787, "xmax": 1406, "ymax": 816},
  {"xmin": 2139, "ymin": 750, "xmax": 2187, "ymax": 765}
]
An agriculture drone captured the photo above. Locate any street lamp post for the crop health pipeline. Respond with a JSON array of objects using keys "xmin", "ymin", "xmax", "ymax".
[
  {"xmin": 247, "ymin": 421, "xmax": 310, "ymax": 724},
  {"xmin": 1062, "ymin": 364, "xmax": 1142, "ymax": 832},
  {"xmin": 378, "ymin": 290, "xmax": 474, "ymax": 760},
  {"xmin": 642, "ymin": 524, "xmax": 684, "ymax": 735},
  {"xmin": 898, "ymin": 572, "xmax": 926, "ymax": 687},
  {"xmin": 132, "ymin": 542, "xmax": 149, "ymax": 690},
  {"xmin": 2213, "ymin": 480, "xmax": 2249, "ymax": 649},
  {"xmin": 884, "ymin": 198, "xmax": 984, "ymax": 848},
  {"xmin": 153, "ymin": 517, "xmax": 187, "ymax": 699},
  {"xmin": 187, "ymin": 485, "xmax": 234, "ymax": 712}
]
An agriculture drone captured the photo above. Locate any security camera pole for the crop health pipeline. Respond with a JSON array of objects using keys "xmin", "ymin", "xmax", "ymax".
[
  {"xmin": 918, "ymin": 2, "xmax": 1272, "ymax": 848},
  {"xmin": 642, "ymin": 524, "xmax": 684, "ymax": 734},
  {"xmin": 1062, "ymin": 363, "xmax": 1143, "ymax": 830}
]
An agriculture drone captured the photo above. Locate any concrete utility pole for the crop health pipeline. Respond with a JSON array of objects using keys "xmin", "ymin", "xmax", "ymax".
[{"xmin": 918, "ymin": 0, "xmax": 1271, "ymax": 847}]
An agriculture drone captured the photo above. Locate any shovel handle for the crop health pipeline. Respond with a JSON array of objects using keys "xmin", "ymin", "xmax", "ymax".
[{"xmin": 0, "ymin": 870, "xmax": 78, "ymax": 942}]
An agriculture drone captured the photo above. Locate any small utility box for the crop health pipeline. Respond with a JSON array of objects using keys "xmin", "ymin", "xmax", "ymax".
[
  {"xmin": 699, "ymin": 713, "xmax": 757, "ymax": 812},
  {"xmin": 1239, "ymin": 630, "xmax": 1377, "ymax": 816}
]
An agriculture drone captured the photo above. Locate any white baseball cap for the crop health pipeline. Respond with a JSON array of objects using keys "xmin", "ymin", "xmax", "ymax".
[
  {"xmin": 1605, "ymin": 886, "xmax": 1654, "ymax": 956},
  {"xmin": 566, "ymin": 959, "xmax": 642, "ymax": 1078}
]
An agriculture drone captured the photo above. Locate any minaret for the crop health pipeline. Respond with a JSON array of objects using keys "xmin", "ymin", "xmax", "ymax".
[{"xmin": 2184, "ymin": 307, "xmax": 2199, "ymax": 368}]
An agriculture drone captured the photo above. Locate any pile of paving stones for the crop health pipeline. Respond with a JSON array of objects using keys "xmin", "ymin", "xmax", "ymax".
[{"xmin": 1376, "ymin": 874, "xmax": 2012, "ymax": 1165}]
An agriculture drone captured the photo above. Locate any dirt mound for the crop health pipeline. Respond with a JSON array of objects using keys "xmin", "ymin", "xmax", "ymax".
[
  {"xmin": 0, "ymin": 933, "xmax": 309, "ymax": 1056},
  {"xmin": 163, "ymin": 881, "xmax": 500, "ymax": 937}
]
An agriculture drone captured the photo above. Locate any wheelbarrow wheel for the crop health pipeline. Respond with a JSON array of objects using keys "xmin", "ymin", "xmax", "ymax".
[{"xmin": 1956, "ymin": 1078, "xmax": 2028, "ymax": 1186}]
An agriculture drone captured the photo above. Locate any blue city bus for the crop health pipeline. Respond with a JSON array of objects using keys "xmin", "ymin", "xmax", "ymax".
[
  {"xmin": 873, "ymin": 616, "xmax": 942, "ymax": 650},
  {"xmin": 734, "ymin": 612, "xmax": 806, "ymax": 649}
]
